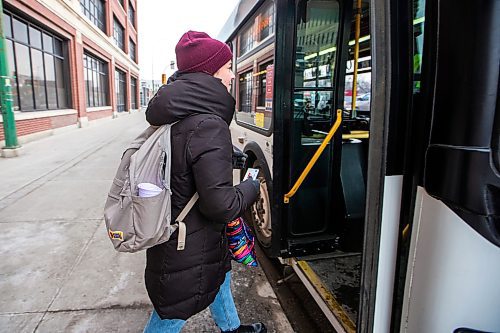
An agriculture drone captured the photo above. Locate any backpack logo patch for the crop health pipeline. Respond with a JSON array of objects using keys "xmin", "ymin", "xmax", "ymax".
[{"xmin": 108, "ymin": 229, "xmax": 124, "ymax": 241}]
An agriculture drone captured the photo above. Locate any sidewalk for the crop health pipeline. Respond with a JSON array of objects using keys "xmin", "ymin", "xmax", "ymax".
[{"xmin": 0, "ymin": 112, "xmax": 293, "ymax": 333}]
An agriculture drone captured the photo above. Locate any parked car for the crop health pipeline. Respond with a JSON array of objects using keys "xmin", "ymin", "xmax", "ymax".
[{"xmin": 355, "ymin": 93, "xmax": 371, "ymax": 112}]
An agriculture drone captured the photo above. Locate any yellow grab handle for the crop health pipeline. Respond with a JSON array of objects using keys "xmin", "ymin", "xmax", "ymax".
[
  {"xmin": 351, "ymin": 0, "xmax": 362, "ymax": 117},
  {"xmin": 284, "ymin": 109, "xmax": 343, "ymax": 204}
]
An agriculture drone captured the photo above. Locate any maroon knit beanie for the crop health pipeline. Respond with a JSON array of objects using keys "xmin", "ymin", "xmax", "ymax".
[{"xmin": 175, "ymin": 31, "xmax": 233, "ymax": 75}]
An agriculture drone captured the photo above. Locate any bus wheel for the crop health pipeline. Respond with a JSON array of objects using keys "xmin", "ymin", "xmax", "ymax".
[{"xmin": 248, "ymin": 160, "xmax": 272, "ymax": 248}]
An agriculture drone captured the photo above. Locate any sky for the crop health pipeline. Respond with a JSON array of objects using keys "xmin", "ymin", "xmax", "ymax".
[{"xmin": 137, "ymin": 0, "xmax": 240, "ymax": 81}]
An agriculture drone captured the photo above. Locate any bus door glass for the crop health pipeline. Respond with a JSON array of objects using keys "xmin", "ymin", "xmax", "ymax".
[{"xmin": 289, "ymin": 0, "xmax": 341, "ymax": 240}]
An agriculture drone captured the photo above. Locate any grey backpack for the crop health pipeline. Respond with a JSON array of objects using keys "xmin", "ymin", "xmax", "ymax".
[{"xmin": 104, "ymin": 124, "xmax": 198, "ymax": 253}]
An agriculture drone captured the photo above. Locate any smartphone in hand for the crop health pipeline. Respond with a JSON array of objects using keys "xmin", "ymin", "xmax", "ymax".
[{"xmin": 243, "ymin": 168, "xmax": 259, "ymax": 181}]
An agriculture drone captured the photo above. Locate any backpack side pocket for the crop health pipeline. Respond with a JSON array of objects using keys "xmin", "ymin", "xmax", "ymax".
[
  {"xmin": 131, "ymin": 189, "xmax": 170, "ymax": 249},
  {"xmin": 104, "ymin": 178, "xmax": 134, "ymax": 252}
]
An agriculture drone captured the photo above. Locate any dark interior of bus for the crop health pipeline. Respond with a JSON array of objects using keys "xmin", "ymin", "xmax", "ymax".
[
  {"xmin": 289, "ymin": 0, "xmax": 371, "ymax": 325},
  {"xmin": 279, "ymin": 0, "xmax": 424, "ymax": 327},
  {"xmin": 288, "ymin": 0, "xmax": 368, "ymax": 242}
]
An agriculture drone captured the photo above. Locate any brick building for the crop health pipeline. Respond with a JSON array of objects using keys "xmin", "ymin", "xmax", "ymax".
[{"xmin": 0, "ymin": 0, "xmax": 140, "ymax": 143}]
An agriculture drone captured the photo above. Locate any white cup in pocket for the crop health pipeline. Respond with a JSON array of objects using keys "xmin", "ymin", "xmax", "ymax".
[{"xmin": 137, "ymin": 183, "xmax": 163, "ymax": 198}]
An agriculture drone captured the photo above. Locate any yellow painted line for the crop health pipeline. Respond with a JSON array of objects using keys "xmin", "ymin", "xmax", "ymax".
[{"xmin": 296, "ymin": 260, "xmax": 357, "ymax": 333}]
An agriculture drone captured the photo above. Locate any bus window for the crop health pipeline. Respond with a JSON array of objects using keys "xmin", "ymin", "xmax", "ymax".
[
  {"xmin": 239, "ymin": 25, "xmax": 254, "ymax": 57},
  {"xmin": 294, "ymin": 90, "xmax": 333, "ymax": 140},
  {"xmin": 294, "ymin": 0, "xmax": 340, "ymax": 146},
  {"xmin": 343, "ymin": 4, "xmax": 371, "ymax": 119},
  {"xmin": 233, "ymin": 0, "xmax": 275, "ymax": 132},
  {"xmin": 289, "ymin": 0, "xmax": 341, "ymax": 237},
  {"xmin": 236, "ymin": 64, "xmax": 274, "ymax": 131},
  {"xmin": 237, "ymin": 70, "xmax": 253, "ymax": 123},
  {"xmin": 238, "ymin": 0, "xmax": 275, "ymax": 57},
  {"xmin": 256, "ymin": 2, "xmax": 275, "ymax": 42},
  {"xmin": 255, "ymin": 62, "xmax": 274, "ymax": 130},
  {"xmin": 413, "ymin": 0, "xmax": 424, "ymax": 93},
  {"xmin": 295, "ymin": 1, "xmax": 340, "ymax": 89}
]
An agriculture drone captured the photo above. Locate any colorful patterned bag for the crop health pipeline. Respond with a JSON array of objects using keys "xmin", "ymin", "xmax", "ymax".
[{"xmin": 226, "ymin": 217, "xmax": 258, "ymax": 267}]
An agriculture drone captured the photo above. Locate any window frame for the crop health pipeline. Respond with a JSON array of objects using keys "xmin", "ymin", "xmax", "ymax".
[
  {"xmin": 83, "ymin": 52, "xmax": 109, "ymax": 108},
  {"xmin": 130, "ymin": 76, "xmax": 138, "ymax": 109},
  {"xmin": 128, "ymin": 1, "xmax": 135, "ymax": 28},
  {"xmin": 129, "ymin": 38, "xmax": 136, "ymax": 62},
  {"xmin": 113, "ymin": 17, "xmax": 125, "ymax": 51},
  {"xmin": 234, "ymin": 54, "xmax": 274, "ymax": 137},
  {"xmin": 3, "ymin": 9, "xmax": 69, "ymax": 112},
  {"xmin": 238, "ymin": 69, "xmax": 253, "ymax": 115},
  {"xmin": 80, "ymin": 0, "xmax": 106, "ymax": 33},
  {"xmin": 114, "ymin": 68, "xmax": 127, "ymax": 112}
]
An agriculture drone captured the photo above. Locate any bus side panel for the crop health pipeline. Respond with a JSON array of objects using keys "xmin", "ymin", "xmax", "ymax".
[
  {"xmin": 373, "ymin": 175, "xmax": 403, "ymax": 332},
  {"xmin": 401, "ymin": 187, "xmax": 500, "ymax": 333},
  {"xmin": 230, "ymin": 122, "xmax": 274, "ymax": 176}
]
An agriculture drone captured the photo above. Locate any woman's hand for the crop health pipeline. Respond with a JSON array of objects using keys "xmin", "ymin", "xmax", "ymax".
[{"xmin": 232, "ymin": 146, "xmax": 247, "ymax": 169}]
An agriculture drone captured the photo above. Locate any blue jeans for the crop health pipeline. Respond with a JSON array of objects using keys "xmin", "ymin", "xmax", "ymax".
[{"xmin": 143, "ymin": 271, "xmax": 240, "ymax": 333}]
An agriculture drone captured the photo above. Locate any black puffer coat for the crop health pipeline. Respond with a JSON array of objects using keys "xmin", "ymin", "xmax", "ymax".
[{"xmin": 144, "ymin": 72, "xmax": 259, "ymax": 320}]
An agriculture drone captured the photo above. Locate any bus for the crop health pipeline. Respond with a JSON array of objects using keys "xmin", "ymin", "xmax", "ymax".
[{"xmin": 219, "ymin": 0, "xmax": 500, "ymax": 332}]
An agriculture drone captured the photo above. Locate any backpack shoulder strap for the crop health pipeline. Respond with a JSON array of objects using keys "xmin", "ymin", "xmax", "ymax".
[
  {"xmin": 175, "ymin": 193, "xmax": 199, "ymax": 250},
  {"xmin": 124, "ymin": 126, "xmax": 161, "ymax": 156}
]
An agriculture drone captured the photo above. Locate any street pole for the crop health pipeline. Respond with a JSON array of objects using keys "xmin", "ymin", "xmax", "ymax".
[
  {"xmin": 0, "ymin": 0, "xmax": 20, "ymax": 152},
  {"xmin": 151, "ymin": 56, "xmax": 154, "ymax": 94}
]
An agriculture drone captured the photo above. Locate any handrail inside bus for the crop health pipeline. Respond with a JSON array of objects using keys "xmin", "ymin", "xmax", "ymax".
[
  {"xmin": 350, "ymin": 0, "xmax": 363, "ymax": 117},
  {"xmin": 284, "ymin": 109, "xmax": 342, "ymax": 204}
]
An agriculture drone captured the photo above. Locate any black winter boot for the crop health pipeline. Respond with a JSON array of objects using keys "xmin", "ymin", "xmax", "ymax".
[{"xmin": 223, "ymin": 322, "xmax": 267, "ymax": 333}]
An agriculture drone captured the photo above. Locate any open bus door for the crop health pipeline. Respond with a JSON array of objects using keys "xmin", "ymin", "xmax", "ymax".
[
  {"xmin": 271, "ymin": 1, "xmax": 374, "ymax": 330},
  {"xmin": 272, "ymin": 0, "xmax": 362, "ymax": 258},
  {"xmin": 270, "ymin": 0, "xmax": 500, "ymax": 331},
  {"xmin": 270, "ymin": 0, "xmax": 412, "ymax": 331}
]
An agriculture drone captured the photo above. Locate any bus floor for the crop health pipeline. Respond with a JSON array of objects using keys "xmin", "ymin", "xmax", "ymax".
[{"xmin": 298, "ymin": 252, "xmax": 362, "ymax": 325}]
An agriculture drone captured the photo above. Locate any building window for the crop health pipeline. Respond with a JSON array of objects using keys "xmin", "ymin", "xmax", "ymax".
[
  {"xmin": 3, "ymin": 10, "xmax": 69, "ymax": 112},
  {"xmin": 113, "ymin": 17, "xmax": 124, "ymax": 51},
  {"xmin": 130, "ymin": 76, "xmax": 137, "ymax": 109},
  {"xmin": 129, "ymin": 39, "xmax": 136, "ymax": 62},
  {"xmin": 140, "ymin": 80, "xmax": 149, "ymax": 106},
  {"xmin": 115, "ymin": 68, "xmax": 126, "ymax": 112},
  {"xmin": 128, "ymin": 2, "xmax": 135, "ymax": 28},
  {"xmin": 80, "ymin": 0, "xmax": 105, "ymax": 32},
  {"xmin": 83, "ymin": 53, "xmax": 108, "ymax": 107}
]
